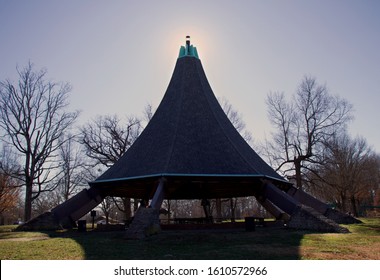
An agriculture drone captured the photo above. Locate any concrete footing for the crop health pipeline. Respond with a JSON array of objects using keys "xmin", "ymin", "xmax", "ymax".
[
  {"xmin": 16, "ymin": 212, "xmax": 62, "ymax": 231},
  {"xmin": 125, "ymin": 208, "xmax": 161, "ymax": 239},
  {"xmin": 287, "ymin": 205, "xmax": 350, "ymax": 233}
]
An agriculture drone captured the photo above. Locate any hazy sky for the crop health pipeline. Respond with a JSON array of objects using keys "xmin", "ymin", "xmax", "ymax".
[{"xmin": 1, "ymin": 0, "xmax": 379, "ymax": 151}]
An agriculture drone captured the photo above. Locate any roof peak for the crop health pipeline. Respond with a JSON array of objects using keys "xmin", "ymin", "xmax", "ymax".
[{"xmin": 178, "ymin": 35, "xmax": 199, "ymax": 59}]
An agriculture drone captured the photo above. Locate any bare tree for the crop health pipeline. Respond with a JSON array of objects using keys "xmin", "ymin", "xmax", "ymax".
[
  {"xmin": 143, "ymin": 103, "xmax": 154, "ymax": 124},
  {"xmin": 308, "ymin": 133, "xmax": 380, "ymax": 216},
  {"xmin": 217, "ymin": 97, "xmax": 254, "ymax": 220},
  {"xmin": 80, "ymin": 115, "xmax": 141, "ymax": 167},
  {"xmin": 265, "ymin": 76, "xmax": 353, "ymax": 189},
  {"xmin": 32, "ymin": 189, "xmax": 62, "ymax": 217},
  {"xmin": 80, "ymin": 114, "xmax": 142, "ymax": 220},
  {"xmin": 170, "ymin": 200, "xmax": 202, "ymax": 218},
  {"xmin": 220, "ymin": 97, "xmax": 253, "ymax": 144},
  {"xmin": 55, "ymin": 134, "xmax": 87, "ymax": 202},
  {"xmin": 0, "ymin": 146, "xmax": 23, "ymax": 224},
  {"xmin": 0, "ymin": 62, "xmax": 79, "ymax": 221},
  {"xmin": 0, "ymin": 172, "xmax": 20, "ymax": 217},
  {"xmin": 0, "ymin": 145, "xmax": 21, "ymax": 182},
  {"xmin": 0, "ymin": 146, "xmax": 21, "ymax": 217},
  {"xmin": 99, "ymin": 196, "xmax": 114, "ymax": 224}
]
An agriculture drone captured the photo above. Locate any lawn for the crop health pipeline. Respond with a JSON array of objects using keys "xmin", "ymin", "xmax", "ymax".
[{"xmin": 0, "ymin": 218, "xmax": 379, "ymax": 260}]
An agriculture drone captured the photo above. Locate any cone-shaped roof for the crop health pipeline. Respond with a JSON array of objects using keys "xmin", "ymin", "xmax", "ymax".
[{"xmin": 90, "ymin": 38, "xmax": 288, "ymax": 199}]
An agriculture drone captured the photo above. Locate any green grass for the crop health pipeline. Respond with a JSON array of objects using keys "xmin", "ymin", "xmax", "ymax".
[
  {"xmin": 0, "ymin": 218, "xmax": 379, "ymax": 260},
  {"xmin": 298, "ymin": 218, "xmax": 380, "ymax": 259}
]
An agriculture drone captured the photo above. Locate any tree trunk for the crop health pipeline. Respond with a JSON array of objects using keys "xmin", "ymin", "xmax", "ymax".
[
  {"xmin": 104, "ymin": 210, "xmax": 110, "ymax": 224},
  {"xmin": 123, "ymin": 198, "xmax": 132, "ymax": 220},
  {"xmin": 230, "ymin": 198, "xmax": 235, "ymax": 222},
  {"xmin": 216, "ymin": 198, "xmax": 222, "ymax": 221},
  {"xmin": 350, "ymin": 195, "xmax": 359, "ymax": 217},
  {"xmin": 294, "ymin": 158, "xmax": 302, "ymax": 189},
  {"xmin": 167, "ymin": 200, "xmax": 171, "ymax": 220},
  {"xmin": 340, "ymin": 192, "xmax": 347, "ymax": 213},
  {"xmin": 24, "ymin": 179, "xmax": 33, "ymax": 221}
]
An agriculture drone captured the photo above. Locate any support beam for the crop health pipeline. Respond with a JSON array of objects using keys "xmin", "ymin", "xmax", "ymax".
[
  {"xmin": 18, "ymin": 187, "xmax": 105, "ymax": 230},
  {"xmin": 258, "ymin": 181, "xmax": 349, "ymax": 233},
  {"xmin": 261, "ymin": 181, "xmax": 300, "ymax": 215},
  {"xmin": 52, "ymin": 187, "xmax": 104, "ymax": 227},
  {"xmin": 257, "ymin": 197, "xmax": 290, "ymax": 221},
  {"xmin": 150, "ymin": 178, "xmax": 165, "ymax": 209},
  {"xmin": 286, "ymin": 185, "xmax": 329, "ymax": 214},
  {"xmin": 286, "ymin": 185, "xmax": 362, "ymax": 224},
  {"xmin": 201, "ymin": 199, "xmax": 213, "ymax": 223}
]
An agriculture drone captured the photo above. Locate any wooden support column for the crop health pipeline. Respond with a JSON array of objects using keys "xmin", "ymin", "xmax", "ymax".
[
  {"xmin": 52, "ymin": 187, "xmax": 105, "ymax": 227},
  {"xmin": 257, "ymin": 197, "xmax": 290, "ymax": 221},
  {"xmin": 150, "ymin": 178, "xmax": 165, "ymax": 210},
  {"xmin": 201, "ymin": 199, "xmax": 212, "ymax": 223}
]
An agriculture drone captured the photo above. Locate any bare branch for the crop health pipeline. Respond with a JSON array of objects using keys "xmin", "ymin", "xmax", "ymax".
[{"xmin": 80, "ymin": 115, "xmax": 142, "ymax": 168}]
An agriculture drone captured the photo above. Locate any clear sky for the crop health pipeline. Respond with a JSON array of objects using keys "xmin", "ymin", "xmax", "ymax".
[{"xmin": 1, "ymin": 0, "xmax": 379, "ymax": 152}]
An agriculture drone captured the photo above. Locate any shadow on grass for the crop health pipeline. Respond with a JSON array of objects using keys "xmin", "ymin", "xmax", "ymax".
[{"xmin": 48, "ymin": 226, "xmax": 306, "ymax": 260}]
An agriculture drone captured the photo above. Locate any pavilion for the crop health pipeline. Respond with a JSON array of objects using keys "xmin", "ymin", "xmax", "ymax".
[{"xmin": 20, "ymin": 37, "xmax": 358, "ymax": 236}]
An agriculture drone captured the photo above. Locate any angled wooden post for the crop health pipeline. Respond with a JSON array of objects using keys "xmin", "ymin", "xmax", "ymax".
[
  {"xmin": 286, "ymin": 185, "xmax": 361, "ymax": 224},
  {"xmin": 261, "ymin": 181, "xmax": 300, "ymax": 215},
  {"xmin": 256, "ymin": 196, "xmax": 290, "ymax": 221},
  {"xmin": 150, "ymin": 178, "xmax": 165, "ymax": 209}
]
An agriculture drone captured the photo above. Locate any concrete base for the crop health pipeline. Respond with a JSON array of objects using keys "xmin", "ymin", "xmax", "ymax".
[
  {"xmin": 324, "ymin": 208, "xmax": 362, "ymax": 224},
  {"xmin": 287, "ymin": 205, "xmax": 349, "ymax": 233},
  {"xmin": 125, "ymin": 208, "xmax": 161, "ymax": 239},
  {"xmin": 16, "ymin": 212, "xmax": 63, "ymax": 231}
]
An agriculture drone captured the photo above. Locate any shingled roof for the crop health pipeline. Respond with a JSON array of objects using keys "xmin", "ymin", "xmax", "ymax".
[{"xmin": 90, "ymin": 38, "xmax": 288, "ymax": 199}]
